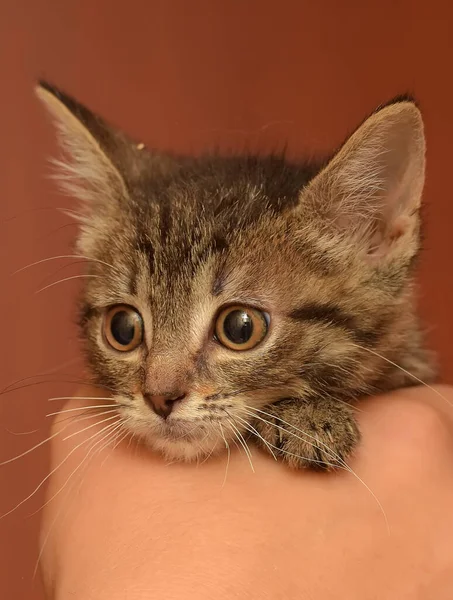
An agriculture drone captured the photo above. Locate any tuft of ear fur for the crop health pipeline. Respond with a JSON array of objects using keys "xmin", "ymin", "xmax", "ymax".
[
  {"xmin": 300, "ymin": 99, "xmax": 426, "ymax": 263},
  {"xmin": 35, "ymin": 81, "xmax": 130, "ymax": 213}
]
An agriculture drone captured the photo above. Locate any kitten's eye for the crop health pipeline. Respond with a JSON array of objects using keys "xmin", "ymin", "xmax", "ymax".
[
  {"xmin": 104, "ymin": 305, "xmax": 144, "ymax": 352},
  {"xmin": 215, "ymin": 305, "xmax": 269, "ymax": 351}
]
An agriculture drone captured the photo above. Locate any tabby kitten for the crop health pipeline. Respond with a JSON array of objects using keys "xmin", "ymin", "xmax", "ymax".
[{"xmin": 36, "ymin": 81, "xmax": 435, "ymax": 470}]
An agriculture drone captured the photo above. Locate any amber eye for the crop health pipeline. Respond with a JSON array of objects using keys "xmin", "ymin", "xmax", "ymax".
[
  {"xmin": 215, "ymin": 305, "xmax": 269, "ymax": 351},
  {"xmin": 104, "ymin": 305, "xmax": 144, "ymax": 352}
]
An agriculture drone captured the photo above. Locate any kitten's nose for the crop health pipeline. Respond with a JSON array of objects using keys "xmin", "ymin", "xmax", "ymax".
[{"xmin": 143, "ymin": 392, "xmax": 186, "ymax": 419}]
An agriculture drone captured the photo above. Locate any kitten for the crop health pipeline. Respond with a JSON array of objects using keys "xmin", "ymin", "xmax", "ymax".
[{"xmin": 36, "ymin": 81, "xmax": 435, "ymax": 470}]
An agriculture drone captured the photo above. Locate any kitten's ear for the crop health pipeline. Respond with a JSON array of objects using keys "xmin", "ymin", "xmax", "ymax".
[
  {"xmin": 300, "ymin": 99, "xmax": 426, "ymax": 263},
  {"xmin": 35, "ymin": 81, "xmax": 133, "ymax": 210}
]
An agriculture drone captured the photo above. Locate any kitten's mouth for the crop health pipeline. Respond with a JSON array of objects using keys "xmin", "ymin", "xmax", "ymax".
[{"xmin": 158, "ymin": 418, "xmax": 206, "ymax": 441}]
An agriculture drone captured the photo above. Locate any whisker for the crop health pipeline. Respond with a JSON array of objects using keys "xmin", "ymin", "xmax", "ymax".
[
  {"xmin": 0, "ymin": 376, "xmax": 116, "ymax": 398},
  {"xmin": 1, "ymin": 359, "xmax": 82, "ymax": 393},
  {"xmin": 47, "ymin": 396, "xmax": 114, "ymax": 403},
  {"xmin": 0, "ymin": 420, "xmax": 75, "ymax": 466},
  {"xmin": 1, "ymin": 419, "xmax": 121, "ymax": 520},
  {"xmin": 197, "ymin": 437, "xmax": 220, "ymax": 465},
  {"xmin": 243, "ymin": 406, "xmax": 343, "ymax": 465},
  {"xmin": 169, "ymin": 423, "xmax": 201, "ymax": 442},
  {"xmin": 230, "ymin": 436, "xmax": 241, "ymax": 453},
  {"xmin": 2, "ymin": 426, "xmax": 40, "ymax": 436},
  {"xmin": 225, "ymin": 418, "xmax": 255, "ymax": 473},
  {"xmin": 218, "ymin": 422, "xmax": 231, "ymax": 488},
  {"xmin": 87, "ymin": 421, "xmax": 127, "ymax": 470},
  {"xmin": 100, "ymin": 427, "xmax": 132, "ymax": 468},
  {"xmin": 46, "ymin": 404, "xmax": 116, "ymax": 417},
  {"xmin": 1, "ymin": 368, "xmax": 83, "ymax": 395},
  {"xmin": 35, "ymin": 274, "xmax": 101, "ymax": 294},
  {"xmin": 97, "ymin": 421, "xmax": 128, "ymax": 454},
  {"xmin": 193, "ymin": 429, "xmax": 213, "ymax": 459},
  {"xmin": 34, "ymin": 261, "xmax": 96, "ymax": 291},
  {"xmin": 56, "ymin": 207, "xmax": 85, "ymax": 220},
  {"xmin": 33, "ymin": 419, "xmax": 124, "ymax": 517},
  {"xmin": 254, "ymin": 431, "xmax": 342, "ymax": 470},
  {"xmin": 12, "ymin": 254, "xmax": 121, "ymax": 276},
  {"xmin": 32, "ymin": 222, "xmax": 80, "ymax": 247},
  {"xmin": 351, "ymin": 343, "xmax": 452, "ymax": 408},
  {"xmin": 242, "ymin": 408, "xmax": 341, "ymax": 469},
  {"xmin": 62, "ymin": 413, "xmax": 119, "ymax": 442},
  {"xmin": 233, "ymin": 413, "xmax": 278, "ymax": 461},
  {"xmin": 33, "ymin": 419, "xmax": 125, "ymax": 577},
  {"xmin": 51, "ymin": 408, "xmax": 117, "ymax": 428},
  {"xmin": 1, "ymin": 205, "xmax": 82, "ymax": 225},
  {"xmin": 244, "ymin": 406, "xmax": 389, "ymax": 533},
  {"xmin": 33, "ymin": 471, "xmax": 75, "ymax": 579}
]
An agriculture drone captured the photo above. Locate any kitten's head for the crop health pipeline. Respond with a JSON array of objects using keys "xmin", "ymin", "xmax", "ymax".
[{"xmin": 37, "ymin": 82, "xmax": 427, "ymax": 461}]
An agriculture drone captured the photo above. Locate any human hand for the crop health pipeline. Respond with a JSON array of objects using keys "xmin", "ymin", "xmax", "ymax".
[{"xmin": 40, "ymin": 385, "xmax": 453, "ymax": 599}]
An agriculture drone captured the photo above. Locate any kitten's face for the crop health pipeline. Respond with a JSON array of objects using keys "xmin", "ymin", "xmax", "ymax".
[{"xmin": 37, "ymin": 83, "xmax": 426, "ymax": 461}]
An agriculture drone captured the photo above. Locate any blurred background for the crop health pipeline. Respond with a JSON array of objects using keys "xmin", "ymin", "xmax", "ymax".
[{"xmin": 1, "ymin": 1, "xmax": 452, "ymax": 597}]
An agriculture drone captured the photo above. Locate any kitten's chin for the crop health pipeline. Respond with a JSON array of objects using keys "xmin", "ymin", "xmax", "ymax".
[
  {"xmin": 152, "ymin": 432, "xmax": 223, "ymax": 462},
  {"xmin": 133, "ymin": 424, "xmax": 224, "ymax": 462}
]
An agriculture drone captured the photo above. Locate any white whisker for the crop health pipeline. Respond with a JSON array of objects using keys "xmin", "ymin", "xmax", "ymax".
[
  {"xmin": 244, "ymin": 406, "xmax": 343, "ymax": 465},
  {"xmin": 226, "ymin": 419, "xmax": 255, "ymax": 473},
  {"xmin": 2, "ymin": 426, "xmax": 40, "ymax": 436},
  {"xmin": 33, "ymin": 419, "xmax": 124, "ymax": 577},
  {"xmin": 46, "ymin": 404, "xmax": 116, "ymax": 417},
  {"xmin": 256, "ymin": 432, "xmax": 340, "ymax": 470},
  {"xmin": 1, "ymin": 359, "xmax": 82, "ymax": 396},
  {"xmin": 13, "ymin": 254, "xmax": 121, "ymax": 276},
  {"xmin": 0, "ymin": 420, "xmax": 74, "ymax": 466},
  {"xmin": 198, "ymin": 437, "xmax": 220, "ymax": 465},
  {"xmin": 34, "ymin": 419, "xmax": 123, "ymax": 517},
  {"xmin": 56, "ymin": 207, "xmax": 84, "ymax": 220},
  {"xmin": 47, "ymin": 395, "xmax": 113, "ymax": 402},
  {"xmin": 99, "ymin": 422, "xmax": 131, "ymax": 468},
  {"xmin": 219, "ymin": 422, "xmax": 231, "ymax": 488},
  {"xmin": 35, "ymin": 274, "xmax": 101, "ymax": 294},
  {"xmin": 242, "ymin": 409, "xmax": 341, "ymax": 470},
  {"xmin": 1, "ymin": 377, "xmax": 114, "ymax": 397},
  {"xmin": 351, "ymin": 343, "xmax": 452, "ymax": 408},
  {"xmin": 192, "ymin": 430, "xmax": 213, "ymax": 459},
  {"xmin": 244, "ymin": 406, "xmax": 389, "ymax": 533},
  {"xmin": 170, "ymin": 423, "xmax": 201, "ymax": 442},
  {"xmin": 54, "ymin": 408, "xmax": 117, "ymax": 428},
  {"xmin": 233, "ymin": 413, "xmax": 278, "ymax": 461},
  {"xmin": 34, "ymin": 471, "xmax": 77, "ymax": 579},
  {"xmin": 98, "ymin": 417, "xmax": 132, "ymax": 464},
  {"xmin": 62, "ymin": 413, "xmax": 119, "ymax": 442},
  {"xmin": 1, "ymin": 419, "xmax": 120, "ymax": 520}
]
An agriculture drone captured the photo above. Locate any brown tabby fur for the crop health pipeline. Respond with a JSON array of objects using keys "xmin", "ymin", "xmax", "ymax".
[{"xmin": 36, "ymin": 81, "xmax": 436, "ymax": 469}]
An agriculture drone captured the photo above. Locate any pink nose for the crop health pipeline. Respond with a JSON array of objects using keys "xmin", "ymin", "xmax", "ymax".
[{"xmin": 143, "ymin": 392, "xmax": 186, "ymax": 419}]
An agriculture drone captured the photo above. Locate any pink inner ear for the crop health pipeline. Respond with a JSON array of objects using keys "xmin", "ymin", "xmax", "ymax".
[
  {"xmin": 388, "ymin": 215, "xmax": 412, "ymax": 242},
  {"xmin": 366, "ymin": 214, "xmax": 413, "ymax": 263}
]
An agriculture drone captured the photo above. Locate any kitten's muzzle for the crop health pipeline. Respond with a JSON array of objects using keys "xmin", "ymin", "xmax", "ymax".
[{"xmin": 143, "ymin": 392, "xmax": 186, "ymax": 419}]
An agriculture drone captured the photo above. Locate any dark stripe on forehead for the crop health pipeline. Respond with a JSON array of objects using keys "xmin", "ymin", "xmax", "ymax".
[
  {"xmin": 289, "ymin": 303, "xmax": 380, "ymax": 346},
  {"xmin": 136, "ymin": 235, "xmax": 155, "ymax": 266},
  {"xmin": 131, "ymin": 233, "xmax": 155, "ymax": 295},
  {"xmin": 196, "ymin": 232, "xmax": 229, "ymax": 267},
  {"xmin": 212, "ymin": 269, "xmax": 226, "ymax": 296},
  {"xmin": 208, "ymin": 233, "xmax": 229, "ymax": 295},
  {"xmin": 211, "ymin": 232, "xmax": 229, "ymax": 253},
  {"xmin": 159, "ymin": 201, "xmax": 172, "ymax": 244}
]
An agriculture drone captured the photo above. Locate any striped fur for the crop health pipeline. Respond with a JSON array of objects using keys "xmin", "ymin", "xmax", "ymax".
[{"xmin": 37, "ymin": 82, "xmax": 436, "ymax": 469}]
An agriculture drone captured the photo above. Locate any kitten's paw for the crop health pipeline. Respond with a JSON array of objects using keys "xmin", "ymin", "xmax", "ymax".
[{"xmin": 252, "ymin": 399, "xmax": 360, "ymax": 470}]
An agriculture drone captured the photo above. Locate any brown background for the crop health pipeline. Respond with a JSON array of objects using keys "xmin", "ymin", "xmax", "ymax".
[{"xmin": 1, "ymin": 1, "xmax": 452, "ymax": 597}]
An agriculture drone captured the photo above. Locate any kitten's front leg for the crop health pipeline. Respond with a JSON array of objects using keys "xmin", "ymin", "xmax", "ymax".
[{"xmin": 252, "ymin": 398, "xmax": 360, "ymax": 470}]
